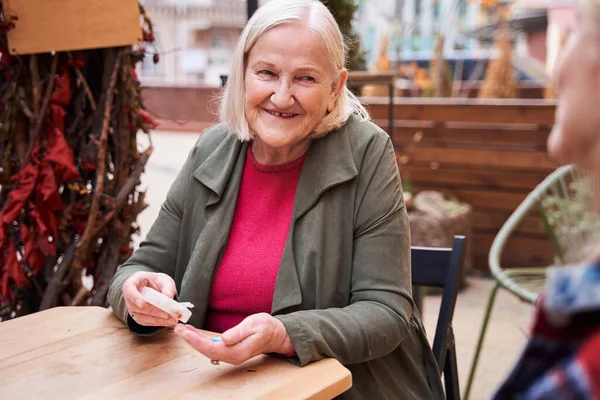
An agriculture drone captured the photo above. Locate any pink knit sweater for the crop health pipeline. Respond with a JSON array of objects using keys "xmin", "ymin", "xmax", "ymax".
[{"xmin": 204, "ymin": 146, "xmax": 305, "ymax": 334}]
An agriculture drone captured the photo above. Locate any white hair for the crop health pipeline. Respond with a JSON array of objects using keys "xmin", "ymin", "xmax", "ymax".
[{"xmin": 220, "ymin": 0, "xmax": 369, "ymax": 141}]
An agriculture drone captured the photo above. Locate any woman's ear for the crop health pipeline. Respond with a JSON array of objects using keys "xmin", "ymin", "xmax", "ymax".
[{"xmin": 327, "ymin": 68, "xmax": 349, "ymax": 112}]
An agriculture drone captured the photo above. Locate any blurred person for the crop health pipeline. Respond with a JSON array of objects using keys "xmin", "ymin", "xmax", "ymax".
[
  {"xmin": 493, "ymin": 0, "xmax": 600, "ymax": 398},
  {"xmin": 107, "ymin": 1, "xmax": 444, "ymax": 398}
]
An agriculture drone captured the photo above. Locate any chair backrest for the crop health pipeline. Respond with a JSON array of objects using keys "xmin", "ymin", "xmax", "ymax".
[
  {"xmin": 488, "ymin": 165, "xmax": 600, "ymax": 303},
  {"xmin": 537, "ymin": 165, "xmax": 600, "ymax": 265},
  {"xmin": 411, "ymin": 235, "xmax": 466, "ymax": 400}
]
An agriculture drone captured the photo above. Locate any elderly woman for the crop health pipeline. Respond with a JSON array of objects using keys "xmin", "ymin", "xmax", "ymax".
[
  {"xmin": 108, "ymin": 1, "xmax": 443, "ymax": 398},
  {"xmin": 493, "ymin": 0, "xmax": 600, "ymax": 398}
]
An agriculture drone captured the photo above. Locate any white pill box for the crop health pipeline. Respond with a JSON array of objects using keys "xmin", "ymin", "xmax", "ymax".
[{"xmin": 140, "ymin": 287, "xmax": 194, "ymax": 323}]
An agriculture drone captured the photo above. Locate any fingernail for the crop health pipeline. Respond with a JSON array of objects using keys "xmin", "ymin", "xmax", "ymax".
[
  {"xmin": 211, "ymin": 337, "xmax": 222, "ymax": 343},
  {"xmin": 160, "ymin": 312, "xmax": 169, "ymax": 319}
]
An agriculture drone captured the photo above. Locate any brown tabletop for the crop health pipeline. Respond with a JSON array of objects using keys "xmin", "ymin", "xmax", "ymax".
[{"xmin": 0, "ymin": 307, "xmax": 352, "ymax": 399}]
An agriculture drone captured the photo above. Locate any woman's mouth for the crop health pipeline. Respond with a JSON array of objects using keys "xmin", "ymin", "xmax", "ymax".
[{"xmin": 265, "ymin": 109, "xmax": 298, "ymax": 118}]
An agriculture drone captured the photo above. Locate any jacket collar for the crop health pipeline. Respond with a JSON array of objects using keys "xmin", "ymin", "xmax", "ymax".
[
  {"xmin": 192, "ymin": 133, "xmax": 245, "ymax": 206},
  {"xmin": 293, "ymin": 122, "xmax": 358, "ymax": 219},
  {"xmin": 192, "ymin": 122, "xmax": 359, "ymax": 213}
]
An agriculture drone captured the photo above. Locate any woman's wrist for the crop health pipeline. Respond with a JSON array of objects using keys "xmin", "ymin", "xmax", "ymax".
[
  {"xmin": 273, "ymin": 317, "xmax": 295, "ymax": 355},
  {"xmin": 279, "ymin": 334, "xmax": 295, "ymax": 356}
]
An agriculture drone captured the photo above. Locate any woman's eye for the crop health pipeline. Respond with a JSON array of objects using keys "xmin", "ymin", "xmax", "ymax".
[
  {"xmin": 258, "ymin": 70, "xmax": 274, "ymax": 76},
  {"xmin": 298, "ymin": 76, "xmax": 315, "ymax": 82}
]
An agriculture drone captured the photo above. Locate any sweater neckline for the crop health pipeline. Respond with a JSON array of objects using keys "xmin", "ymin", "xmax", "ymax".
[{"xmin": 247, "ymin": 145, "xmax": 307, "ymax": 173}]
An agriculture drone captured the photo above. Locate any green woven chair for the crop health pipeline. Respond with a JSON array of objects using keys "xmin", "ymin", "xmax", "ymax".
[{"xmin": 463, "ymin": 164, "xmax": 600, "ymax": 400}]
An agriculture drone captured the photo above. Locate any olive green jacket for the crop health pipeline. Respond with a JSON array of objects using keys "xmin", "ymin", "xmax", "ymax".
[{"xmin": 108, "ymin": 115, "xmax": 444, "ymax": 399}]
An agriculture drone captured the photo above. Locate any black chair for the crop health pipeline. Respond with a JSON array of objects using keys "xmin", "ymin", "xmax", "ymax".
[{"xmin": 411, "ymin": 235, "xmax": 466, "ymax": 400}]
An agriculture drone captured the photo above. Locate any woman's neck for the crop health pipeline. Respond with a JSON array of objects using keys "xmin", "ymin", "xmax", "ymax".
[{"xmin": 251, "ymin": 138, "xmax": 312, "ymax": 165}]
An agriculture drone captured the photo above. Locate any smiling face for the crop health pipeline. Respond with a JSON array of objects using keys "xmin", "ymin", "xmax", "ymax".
[
  {"xmin": 244, "ymin": 22, "xmax": 347, "ymax": 164},
  {"xmin": 547, "ymin": 0, "xmax": 600, "ymax": 172}
]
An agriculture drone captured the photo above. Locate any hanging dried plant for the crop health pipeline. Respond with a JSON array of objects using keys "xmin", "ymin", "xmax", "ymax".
[
  {"xmin": 0, "ymin": 4, "xmax": 159, "ymax": 320},
  {"xmin": 428, "ymin": 35, "xmax": 453, "ymax": 98},
  {"xmin": 478, "ymin": 17, "xmax": 518, "ymax": 99}
]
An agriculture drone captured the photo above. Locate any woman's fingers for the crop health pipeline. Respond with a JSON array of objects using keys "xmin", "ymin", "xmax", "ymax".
[
  {"xmin": 146, "ymin": 273, "xmax": 178, "ymax": 299},
  {"xmin": 153, "ymin": 273, "xmax": 177, "ymax": 298},
  {"xmin": 174, "ymin": 324, "xmax": 260, "ymax": 365},
  {"xmin": 125, "ymin": 296, "xmax": 171, "ymax": 319},
  {"xmin": 122, "ymin": 271, "xmax": 180, "ymax": 327},
  {"xmin": 221, "ymin": 316, "xmax": 256, "ymax": 346},
  {"xmin": 174, "ymin": 314, "xmax": 291, "ymax": 365},
  {"xmin": 123, "ymin": 281, "xmax": 165, "ymax": 318},
  {"xmin": 124, "ymin": 294, "xmax": 178, "ymax": 326},
  {"xmin": 175, "ymin": 325, "xmax": 218, "ymax": 355},
  {"xmin": 221, "ymin": 313, "xmax": 291, "ymax": 354},
  {"xmin": 174, "ymin": 325, "xmax": 228, "ymax": 361},
  {"xmin": 130, "ymin": 311, "xmax": 179, "ymax": 327},
  {"xmin": 123, "ymin": 273, "xmax": 154, "ymax": 306}
]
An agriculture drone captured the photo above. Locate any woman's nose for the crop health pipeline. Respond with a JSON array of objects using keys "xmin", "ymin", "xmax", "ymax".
[{"xmin": 270, "ymin": 82, "xmax": 295, "ymax": 109}]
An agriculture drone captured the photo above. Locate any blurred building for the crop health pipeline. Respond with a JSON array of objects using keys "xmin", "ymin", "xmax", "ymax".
[
  {"xmin": 465, "ymin": 7, "xmax": 549, "ymax": 82},
  {"xmin": 139, "ymin": 0, "xmax": 247, "ymax": 87},
  {"xmin": 355, "ymin": 0, "xmax": 508, "ymax": 68},
  {"xmin": 466, "ymin": 0, "xmax": 574, "ymax": 80},
  {"xmin": 526, "ymin": 0, "xmax": 574, "ymax": 74}
]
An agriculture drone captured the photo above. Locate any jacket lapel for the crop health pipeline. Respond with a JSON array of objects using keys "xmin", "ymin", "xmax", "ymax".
[
  {"xmin": 193, "ymin": 134, "xmax": 246, "ymax": 206},
  {"xmin": 293, "ymin": 123, "xmax": 359, "ymax": 220},
  {"xmin": 272, "ymin": 123, "xmax": 358, "ymax": 314},
  {"xmin": 184, "ymin": 135, "xmax": 247, "ymax": 327}
]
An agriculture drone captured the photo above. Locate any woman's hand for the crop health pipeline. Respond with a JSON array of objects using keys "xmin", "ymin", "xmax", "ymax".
[
  {"xmin": 174, "ymin": 313, "xmax": 294, "ymax": 365},
  {"xmin": 122, "ymin": 271, "xmax": 179, "ymax": 327}
]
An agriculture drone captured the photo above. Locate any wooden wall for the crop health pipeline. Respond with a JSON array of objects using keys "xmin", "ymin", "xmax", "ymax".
[
  {"xmin": 364, "ymin": 98, "xmax": 558, "ymax": 272},
  {"xmin": 391, "ymin": 82, "xmax": 547, "ymax": 99},
  {"xmin": 142, "ymin": 86, "xmax": 221, "ymax": 125}
]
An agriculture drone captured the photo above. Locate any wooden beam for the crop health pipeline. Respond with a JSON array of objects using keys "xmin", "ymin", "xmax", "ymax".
[
  {"xmin": 366, "ymin": 99, "xmax": 556, "ymax": 125},
  {"xmin": 5, "ymin": 0, "xmax": 142, "ymax": 55},
  {"xmin": 471, "ymin": 210, "xmax": 546, "ymax": 237},
  {"xmin": 396, "ymin": 148, "xmax": 556, "ymax": 170},
  {"xmin": 374, "ymin": 122, "xmax": 551, "ymax": 151},
  {"xmin": 402, "ymin": 165, "xmax": 550, "ymax": 190},
  {"xmin": 348, "ymin": 71, "xmax": 397, "ymax": 84},
  {"xmin": 473, "ymin": 233, "xmax": 555, "ymax": 264}
]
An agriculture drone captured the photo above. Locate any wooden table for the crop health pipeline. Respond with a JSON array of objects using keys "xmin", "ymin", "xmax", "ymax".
[{"xmin": 0, "ymin": 307, "xmax": 352, "ymax": 399}]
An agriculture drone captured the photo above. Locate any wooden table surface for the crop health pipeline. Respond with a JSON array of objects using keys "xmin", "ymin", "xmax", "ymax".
[{"xmin": 0, "ymin": 307, "xmax": 352, "ymax": 400}]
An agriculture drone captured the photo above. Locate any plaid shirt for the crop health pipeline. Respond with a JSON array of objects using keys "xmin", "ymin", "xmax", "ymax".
[{"xmin": 493, "ymin": 260, "xmax": 600, "ymax": 400}]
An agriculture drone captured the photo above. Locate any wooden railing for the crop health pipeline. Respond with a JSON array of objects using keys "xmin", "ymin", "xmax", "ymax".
[{"xmin": 363, "ymin": 98, "xmax": 558, "ymax": 271}]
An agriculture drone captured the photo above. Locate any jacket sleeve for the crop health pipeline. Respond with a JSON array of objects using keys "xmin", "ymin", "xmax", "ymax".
[
  {"xmin": 107, "ymin": 143, "xmax": 199, "ymax": 326},
  {"xmin": 275, "ymin": 137, "xmax": 414, "ymax": 366}
]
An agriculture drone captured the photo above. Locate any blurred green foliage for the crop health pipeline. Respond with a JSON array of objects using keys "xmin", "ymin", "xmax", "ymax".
[{"xmin": 321, "ymin": 0, "xmax": 366, "ymax": 71}]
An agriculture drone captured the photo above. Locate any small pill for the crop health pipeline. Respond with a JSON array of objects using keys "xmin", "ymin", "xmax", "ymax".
[{"xmin": 211, "ymin": 337, "xmax": 222, "ymax": 343}]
